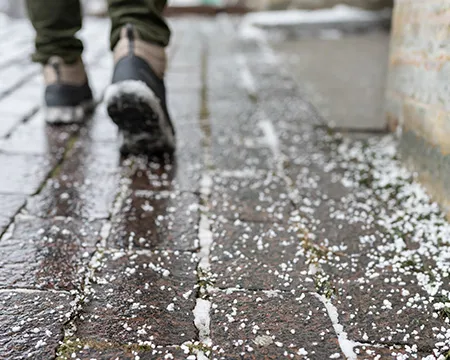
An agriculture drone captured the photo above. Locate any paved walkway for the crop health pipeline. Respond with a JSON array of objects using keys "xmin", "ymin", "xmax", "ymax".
[{"xmin": 1, "ymin": 16, "xmax": 450, "ymax": 360}]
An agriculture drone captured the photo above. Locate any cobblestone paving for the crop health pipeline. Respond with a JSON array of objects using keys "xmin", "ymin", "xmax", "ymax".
[{"xmin": 1, "ymin": 16, "xmax": 450, "ymax": 360}]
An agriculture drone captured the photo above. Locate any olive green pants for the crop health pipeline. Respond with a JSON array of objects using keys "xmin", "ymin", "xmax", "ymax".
[{"xmin": 26, "ymin": 0, "xmax": 170, "ymax": 64}]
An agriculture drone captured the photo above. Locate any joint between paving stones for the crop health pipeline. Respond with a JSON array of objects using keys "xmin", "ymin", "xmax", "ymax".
[
  {"xmin": 0, "ymin": 71, "xmax": 40, "ymax": 101},
  {"xmin": 257, "ymin": 84, "xmax": 350, "ymax": 356},
  {"xmin": 55, "ymin": 246, "xmax": 110, "ymax": 359},
  {"xmin": 0, "ymin": 287, "xmax": 72, "ymax": 295},
  {"xmin": 1, "ymin": 105, "xmax": 40, "ymax": 140},
  {"xmin": 0, "ymin": 131, "xmax": 80, "ymax": 240},
  {"xmin": 189, "ymin": 40, "xmax": 215, "ymax": 360},
  {"xmin": 53, "ymin": 150, "xmax": 131, "ymax": 359}
]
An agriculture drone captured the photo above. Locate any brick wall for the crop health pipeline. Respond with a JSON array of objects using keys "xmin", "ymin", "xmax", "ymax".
[{"xmin": 386, "ymin": 0, "xmax": 450, "ymax": 215}]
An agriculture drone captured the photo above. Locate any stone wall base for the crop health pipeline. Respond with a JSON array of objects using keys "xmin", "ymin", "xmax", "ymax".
[{"xmin": 386, "ymin": 0, "xmax": 450, "ymax": 217}]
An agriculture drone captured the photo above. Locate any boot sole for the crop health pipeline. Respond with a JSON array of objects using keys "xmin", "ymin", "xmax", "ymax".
[
  {"xmin": 45, "ymin": 100, "xmax": 95, "ymax": 124},
  {"xmin": 104, "ymin": 80, "xmax": 176, "ymax": 156}
]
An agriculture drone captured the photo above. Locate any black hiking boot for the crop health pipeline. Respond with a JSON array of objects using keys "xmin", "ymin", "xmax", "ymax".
[
  {"xmin": 104, "ymin": 24, "xmax": 175, "ymax": 155},
  {"xmin": 44, "ymin": 56, "xmax": 94, "ymax": 124}
]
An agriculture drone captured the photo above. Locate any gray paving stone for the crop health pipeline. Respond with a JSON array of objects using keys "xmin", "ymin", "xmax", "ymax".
[
  {"xmin": 60, "ymin": 344, "xmax": 188, "ymax": 360},
  {"xmin": 0, "ymin": 194, "xmax": 25, "ymax": 233},
  {"xmin": 210, "ymin": 173, "xmax": 293, "ymax": 223},
  {"xmin": 168, "ymin": 89, "xmax": 201, "ymax": 124},
  {"xmin": 74, "ymin": 250, "xmax": 198, "ymax": 346},
  {"xmin": 108, "ymin": 191, "xmax": 199, "ymax": 251},
  {"xmin": 0, "ymin": 15, "xmax": 448, "ymax": 360},
  {"xmin": 0, "ymin": 216, "xmax": 103, "ymax": 290},
  {"xmin": 125, "ymin": 124, "xmax": 203, "ymax": 194},
  {"xmin": 210, "ymin": 109, "xmax": 265, "ymax": 141},
  {"xmin": 26, "ymin": 140, "xmax": 121, "ymax": 220},
  {"xmin": 210, "ymin": 220, "xmax": 312, "ymax": 291},
  {"xmin": 84, "ymin": 106, "xmax": 119, "ymax": 143},
  {"xmin": 210, "ymin": 291, "xmax": 342, "ymax": 359},
  {"xmin": 0, "ymin": 112, "xmax": 75, "ymax": 158},
  {"xmin": 0, "ymin": 63, "xmax": 39, "ymax": 97},
  {"xmin": 208, "ymin": 99, "xmax": 255, "ymax": 134},
  {"xmin": 0, "ymin": 290, "xmax": 72, "ymax": 360},
  {"xmin": 0, "ymin": 87, "xmax": 39, "ymax": 136},
  {"xmin": 211, "ymin": 145, "xmax": 274, "ymax": 171},
  {"xmin": 334, "ymin": 275, "xmax": 442, "ymax": 351},
  {"xmin": 126, "ymin": 156, "xmax": 202, "ymax": 194},
  {"xmin": 0, "ymin": 153, "xmax": 53, "ymax": 195},
  {"xmin": 166, "ymin": 71, "xmax": 202, "ymax": 92},
  {"xmin": 354, "ymin": 345, "xmax": 430, "ymax": 360}
]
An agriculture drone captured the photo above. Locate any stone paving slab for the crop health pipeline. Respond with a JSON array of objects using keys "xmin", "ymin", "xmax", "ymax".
[
  {"xmin": 168, "ymin": 90, "xmax": 201, "ymax": 123},
  {"xmin": 84, "ymin": 107, "xmax": 119, "ymax": 143},
  {"xmin": 210, "ymin": 220, "xmax": 312, "ymax": 291},
  {"xmin": 0, "ymin": 290, "xmax": 72, "ymax": 359},
  {"xmin": 354, "ymin": 346, "xmax": 431, "ymax": 360},
  {"xmin": 210, "ymin": 291, "xmax": 342, "ymax": 359},
  {"xmin": 210, "ymin": 173, "xmax": 294, "ymax": 223},
  {"xmin": 0, "ymin": 111, "xmax": 75, "ymax": 158},
  {"xmin": 70, "ymin": 250, "xmax": 198, "ymax": 348},
  {"xmin": 125, "ymin": 124, "xmax": 203, "ymax": 194},
  {"xmin": 0, "ymin": 216, "xmax": 103, "ymax": 290},
  {"xmin": 0, "ymin": 153, "xmax": 53, "ymax": 195},
  {"xmin": 0, "ymin": 193, "xmax": 26, "ymax": 234},
  {"xmin": 211, "ymin": 145, "xmax": 274, "ymax": 171},
  {"xmin": 26, "ymin": 139, "xmax": 121, "ymax": 220},
  {"xmin": 108, "ymin": 191, "xmax": 200, "ymax": 251},
  {"xmin": 61, "ymin": 344, "xmax": 189, "ymax": 360},
  {"xmin": 335, "ymin": 275, "xmax": 442, "ymax": 350}
]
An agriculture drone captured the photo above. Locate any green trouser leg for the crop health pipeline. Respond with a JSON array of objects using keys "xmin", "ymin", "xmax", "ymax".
[
  {"xmin": 26, "ymin": 0, "xmax": 170, "ymax": 65},
  {"xmin": 107, "ymin": 0, "xmax": 171, "ymax": 49},
  {"xmin": 26, "ymin": 0, "xmax": 83, "ymax": 64}
]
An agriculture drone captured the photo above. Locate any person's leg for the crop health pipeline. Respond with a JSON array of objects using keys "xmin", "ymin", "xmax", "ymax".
[
  {"xmin": 25, "ymin": 0, "xmax": 93, "ymax": 124},
  {"xmin": 105, "ymin": 0, "xmax": 175, "ymax": 155},
  {"xmin": 25, "ymin": 0, "xmax": 84, "ymax": 64},
  {"xmin": 107, "ymin": 0, "xmax": 171, "ymax": 50}
]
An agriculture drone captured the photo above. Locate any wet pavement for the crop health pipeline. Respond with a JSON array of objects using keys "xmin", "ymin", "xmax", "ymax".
[{"xmin": 1, "ymin": 15, "xmax": 450, "ymax": 360}]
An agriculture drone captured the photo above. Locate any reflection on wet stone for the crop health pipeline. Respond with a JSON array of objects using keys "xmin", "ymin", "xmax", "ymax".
[
  {"xmin": 0, "ymin": 153, "xmax": 53, "ymax": 195},
  {"xmin": 0, "ymin": 118, "xmax": 76, "ymax": 159},
  {"xmin": 26, "ymin": 141, "xmax": 121, "ymax": 220},
  {"xmin": 0, "ymin": 194, "xmax": 26, "ymax": 234},
  {"xmin": 126, "ymin": 153, "xmax": 202, "ymax": 193},
  {"xmin": 0, "ymin": 291, "xmax": 72, "ymax": 360},
  {"xmin": 109, "ymin": 191, "xmax": 199, "ymax": 251},
  {"xmin": 0, "ymin": 216, "xmax": 103, "ymax": 290}
]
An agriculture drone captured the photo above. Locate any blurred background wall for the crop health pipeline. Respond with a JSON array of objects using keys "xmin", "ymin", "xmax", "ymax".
[
  {"xmin": 385, "ymin": 0, "xmax": 450, "ymax": 215},
  {"xmin": 0, "ymin": 0, "xmax": 393, "ymax": 18}
]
